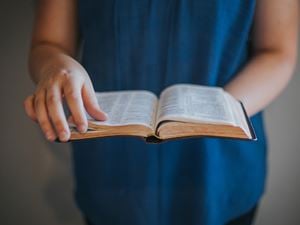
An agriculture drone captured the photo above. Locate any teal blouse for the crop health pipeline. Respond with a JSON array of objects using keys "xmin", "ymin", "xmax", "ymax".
[{"xmin": 72, "ymin": 1, "xmax": 268, "ymax": 225}]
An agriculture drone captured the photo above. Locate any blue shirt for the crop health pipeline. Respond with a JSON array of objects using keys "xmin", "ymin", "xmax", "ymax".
[{"xmin": 72, "ymin": 1, "xmax": 268, "ymax": 224}]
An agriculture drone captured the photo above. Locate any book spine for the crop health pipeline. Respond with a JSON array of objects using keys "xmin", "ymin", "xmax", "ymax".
[{"xmin": 145, "ymin": 135, "xmax": 163, "ymax": 143}]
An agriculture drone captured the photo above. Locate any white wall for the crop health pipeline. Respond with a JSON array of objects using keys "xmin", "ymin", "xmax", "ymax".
[{"xmin": 0, "ymin": 1, "xmax": 299, "ymax": 225}]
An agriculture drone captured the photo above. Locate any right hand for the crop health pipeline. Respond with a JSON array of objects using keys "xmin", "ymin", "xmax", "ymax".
[{"xmin": 23, "ymin": 55, "xmax": 107, "ymax": 142}]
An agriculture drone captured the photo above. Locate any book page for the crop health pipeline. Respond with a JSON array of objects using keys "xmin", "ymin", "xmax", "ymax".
[
  {"xmin": 156, "ymin": 84, "xmax": 236, "ymax": 126},
  {"xmin": 224, "ymin": 93, "xmax": 252, "ymax": 138},
  {"xmin": 87, "ymin": 90, "xmax": 158, "ymax": 129}
]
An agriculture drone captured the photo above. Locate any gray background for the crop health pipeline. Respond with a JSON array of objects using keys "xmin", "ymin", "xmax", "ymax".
[{"xmin": 0, "ymin": 1, "xmax": 299, "ymax": 225}]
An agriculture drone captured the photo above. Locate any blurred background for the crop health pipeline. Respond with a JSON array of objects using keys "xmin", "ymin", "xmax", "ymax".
[{"xmin": 0, "ymin": 1, "xmax": 299, "ymax": 225}]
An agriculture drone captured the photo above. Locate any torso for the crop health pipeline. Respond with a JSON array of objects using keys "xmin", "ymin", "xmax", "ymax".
[{"xmin": 73, "ymin": 1, "xmax": 267, "ymax": 225}]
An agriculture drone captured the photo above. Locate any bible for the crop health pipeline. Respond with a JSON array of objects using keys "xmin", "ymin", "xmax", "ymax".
[{"xmin": 69, "ymin": 84, "xmax": 256, "ymax": 142}]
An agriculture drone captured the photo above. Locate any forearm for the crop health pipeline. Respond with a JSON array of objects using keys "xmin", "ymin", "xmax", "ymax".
[{"xmin": 224, "ymin": 51, "xmax": 297, "ymax": 117}]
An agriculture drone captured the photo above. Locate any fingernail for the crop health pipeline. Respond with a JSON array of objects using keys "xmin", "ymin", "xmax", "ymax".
[
  {"xmin": 103, "ymin": 112, "xmax": 109, "ymax": 120},
  {"xmin": 46, "ymin": 132, "xmax": 55, "ymax": 141},
  {"xmin": 78, "ymin": 124, "xmax": 87, "ymax": 133},
  {"xmin": 59, "ymin": 131, "xmax": 69, "ymax": 142}
]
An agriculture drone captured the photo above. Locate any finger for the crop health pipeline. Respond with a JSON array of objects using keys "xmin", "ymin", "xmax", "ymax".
[
  {"xmin": 82, "ymin": 82, "xmax": 108, "ymax": 121},
  {"xmin": 63, "ymin": 80, "xmax": 88, "ymax": 133},
  {"xmin": 34, "ymin": 91, "xmax": 57, "ymax": 142},
  {"xmin": 24, "ymin": 95, "xmax": 37, "ymax": 122},
  {"xmin": 46, "ymin": 86, "xmax": 70, "ymax": 142}
]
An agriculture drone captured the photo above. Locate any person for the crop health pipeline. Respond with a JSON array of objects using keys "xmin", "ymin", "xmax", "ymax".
[{"xmin": 24, "ymin": 0, "xmax": 298, "ymax": 225}]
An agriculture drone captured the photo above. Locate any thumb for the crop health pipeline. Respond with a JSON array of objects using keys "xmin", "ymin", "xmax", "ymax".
[{"xmin": 82, "ymin": 83, "xmax": 108, "ymax": 121}]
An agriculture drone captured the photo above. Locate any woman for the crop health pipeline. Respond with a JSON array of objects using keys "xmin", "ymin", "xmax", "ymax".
[{"xmin": 24, "ymin": 0, "xmax": 298, "ymax": 225}]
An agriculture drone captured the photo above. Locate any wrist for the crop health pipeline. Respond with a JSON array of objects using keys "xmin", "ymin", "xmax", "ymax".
[{"xmin": 29, "ymin": 44, "xmax": 77, "ymax": 84}]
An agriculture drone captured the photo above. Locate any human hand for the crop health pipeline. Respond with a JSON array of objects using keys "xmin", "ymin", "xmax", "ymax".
[{"xmin": 24, "ymin": 55, "xmax": 107, "ymax": 142}]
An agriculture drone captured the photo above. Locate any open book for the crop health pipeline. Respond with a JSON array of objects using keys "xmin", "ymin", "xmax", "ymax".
[{"xmin": 69, "ymin": 84, "xmax": 256, "ymax": 142}]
